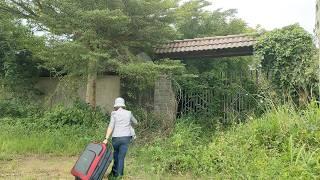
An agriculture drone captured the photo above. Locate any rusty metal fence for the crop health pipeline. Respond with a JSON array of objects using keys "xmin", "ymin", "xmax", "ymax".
[{"xmin": 176, "ymin": 70, "xmax": 262, "ymax": 121}]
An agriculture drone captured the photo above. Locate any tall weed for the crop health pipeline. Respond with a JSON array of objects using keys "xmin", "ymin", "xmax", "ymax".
[
  {"xmin": 0, "ymin": 101, "xmax": 109, "ymax": 156},
  {"xmin": 136, "ymin": 103, "xmax": 320, "ymax": 178}
]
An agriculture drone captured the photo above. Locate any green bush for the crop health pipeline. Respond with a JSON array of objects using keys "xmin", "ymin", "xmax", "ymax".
[
  {"xmin": 0, "ymin": 99, "xmax": 41, "ymax": 118},
  {"xmin": 39, "ymin": 101, "xmax": 108, "ymax": 128},
  {"xmin": 128, "ymin": 106, "xmax": 161, "ymax": 130},
  {"xmin": 0, "ymin": 100, "xmax": 109, "ymax": 156},
  {"xmin": 0, "ymin": 100, "xmax": 109, "ymax": 129},
  {"xmin": 255, "ymin": 24, "xmax": 318, "ymax": 103},
  {"xmin": 1, "ymin": 99, "xmax": 319, "ymax": 178},
  {"xmin": 136, "ymin": 103, "xmax": 320, "ymax": 178},
  {"xmin": 135, "ymin": 119, "xmax": 212, "ymax": 174}
]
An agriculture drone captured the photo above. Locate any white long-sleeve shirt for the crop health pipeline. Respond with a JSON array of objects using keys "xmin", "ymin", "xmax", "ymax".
[{"xmin": 108, "ymin": 108, "xmax": 138, "ymax": 137}]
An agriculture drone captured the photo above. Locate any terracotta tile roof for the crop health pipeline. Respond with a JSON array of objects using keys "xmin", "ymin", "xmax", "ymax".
[{"xmin": 155, "ymin": 34, "xmax": 257, "ymax": 55}]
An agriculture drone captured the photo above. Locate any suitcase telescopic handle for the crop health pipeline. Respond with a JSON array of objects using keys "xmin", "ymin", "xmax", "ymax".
[{"xmin": 106, "ymin": 141, "xmax": 114, "ymax": 152}]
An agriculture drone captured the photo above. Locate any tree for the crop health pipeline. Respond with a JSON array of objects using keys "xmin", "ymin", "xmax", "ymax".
[
  {"xmin": 0, "ymin": 14, "xmax": 44, "ymax": 99},
  {"xmin": 0, "ymin": 0, "xmax": 255, "ymax": 111},
  {"xmin": 171, "ymin": 0, "xmax": 252, "ymax": 76},
  {"xmin": 255, "ymin": 24, "xmax": 318, "ymax": 105},
  {"xmin": 0, "ymin": 0, "xmax": 179, "ymax": 107},
  {"xmin": 173, "ymin": 0, "xmax": 248, "ymax": 39}
]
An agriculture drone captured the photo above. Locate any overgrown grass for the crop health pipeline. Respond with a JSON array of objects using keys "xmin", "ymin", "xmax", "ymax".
[
  {"xmin": 1, "ymin": 100, "xmax": 319, "ymax": 178},
  {"xmin": 0, "ymin": 122, "xmax": 105, "ymax": 156},
  {"xmin": 0, "ymin": 101, "xmax": 108, "ymax": 157},
  {"xmin": 134, "ymin": 103, "xmax": 320, "ymax": 178}
]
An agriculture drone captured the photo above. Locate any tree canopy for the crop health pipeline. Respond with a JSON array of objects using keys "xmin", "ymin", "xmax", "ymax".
[
  {"xmin": 0, "ymin": 0, "xmax": 180, "ymax": 70},
  {"xmin": 1, "ymin": 0, "xmax": 183, "ymax": 106},
  {"xmin": 0, "ymin": 0, "xmax": 255, "ymax": 106},
  {"xmin": 174, "ymin": 0, "xmax": 249, "ymax": 39},
  {"xmin": 0, "ymin": 14, "xmax": 44, "ymax": 98},
  {"xmin": 0, "ymin": 0, "xmax": 252, "ymax": 61}
]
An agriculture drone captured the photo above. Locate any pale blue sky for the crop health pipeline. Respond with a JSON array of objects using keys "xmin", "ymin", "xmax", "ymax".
[{"xmin": 208, "ymin": 0, "xmax": 315, "ymax": 34}]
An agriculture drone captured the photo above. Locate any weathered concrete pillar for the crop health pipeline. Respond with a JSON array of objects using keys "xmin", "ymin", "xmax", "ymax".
[{"xmin": 154, "ymin": 75, "xmax": 177, "ymax": 128}]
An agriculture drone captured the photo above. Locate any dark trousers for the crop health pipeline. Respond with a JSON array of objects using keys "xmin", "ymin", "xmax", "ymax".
[{"xmin": 111, "ymin": 136, "xmax": 132, "ymax": 177}]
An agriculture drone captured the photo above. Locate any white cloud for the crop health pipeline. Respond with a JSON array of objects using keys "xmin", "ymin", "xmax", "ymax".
[{"xmin": 207, "ymin": 0, "xmax": 315, "ymax": 34}]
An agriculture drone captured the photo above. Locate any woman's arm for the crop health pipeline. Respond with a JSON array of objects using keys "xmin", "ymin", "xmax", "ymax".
[
  {"xmin": 130, "ymin": 113, "xmax": 138, "ymax": 126},
  {"xmin": 105, "ymin": 127, "xmax": 113, "ymax": 140},
  {"xmin": 104, "ymin": 112, "xmax": 115, "ymax": 143}
]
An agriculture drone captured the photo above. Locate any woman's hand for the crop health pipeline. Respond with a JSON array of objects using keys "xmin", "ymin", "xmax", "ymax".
[{"xmin": 103, "ymin": 138, "xmax": 108, "ymax": 144}]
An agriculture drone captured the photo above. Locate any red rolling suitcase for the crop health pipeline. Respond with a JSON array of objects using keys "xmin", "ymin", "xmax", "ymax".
[{"xmin": 71, "ymin": 143, "xmax": 113, "ymax": 180}]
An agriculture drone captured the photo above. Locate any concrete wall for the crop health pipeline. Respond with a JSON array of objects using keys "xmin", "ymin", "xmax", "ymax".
[
  {"xmin": 154, "ymin": 75, "xmax": 177, "ymax": 127},
  {"xmin": 35, "ymin": 75, "xmax": 120, "ymax": 113},
  {"xmin": 36, "ymin": 74, "xmax": 178, "ymax": 121}
]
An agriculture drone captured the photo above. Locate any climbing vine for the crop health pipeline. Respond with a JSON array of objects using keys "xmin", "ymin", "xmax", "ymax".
[
  {"xmin": 118, "ymin": 59, "xmax": 186, "ymax": 107},
  {"xmin": 255, "ymin": 24, "xmax": 318, "ymax": 104}
]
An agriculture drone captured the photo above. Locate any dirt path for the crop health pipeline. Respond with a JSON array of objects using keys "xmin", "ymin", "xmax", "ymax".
[
  {"xmin": 0, "ymin": 155, "xmax": 191, "ymax": 180},
  {"xmin": 0, "ymin": 155, "xmax": 77, "ymax": 180}
]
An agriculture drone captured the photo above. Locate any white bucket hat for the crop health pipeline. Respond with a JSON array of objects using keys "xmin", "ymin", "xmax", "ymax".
[{"xmin": 114, "ymin": 97, "xmax": 126, "ymax": 107}]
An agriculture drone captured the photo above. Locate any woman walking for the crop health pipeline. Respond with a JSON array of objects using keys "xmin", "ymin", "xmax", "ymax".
[{"xmin": 103, "ymin": 97, "xmax": 137, "ymax": 178}]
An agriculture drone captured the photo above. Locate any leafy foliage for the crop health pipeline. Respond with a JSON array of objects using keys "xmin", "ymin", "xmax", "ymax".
[
  {"xmin": 175, "ymin": 56, "xmax": 262, "ymax": 119},
  {"xmin": 174, "ymin": 0, "xmax": 249, "ymax": 39},
  {"xmin": 0, "ymin": 0, "xmax": 179, "ymax": 76},
  {"xmin": 39, "ymin": 100, "xmax": 108, "ymax": 128},
  {"xmin": 136, "ymin": 103, "xmax": 320, "ymax": 178},
  {"xmin": 180, "ymin": 56, "xmax": 255, "ymax": 88},
  {"xmin": 0, "ymin": 99, "xmax": 41, "ymax": 118},
  {"xmin": 0, "ymin": 0, "xmax": 256, "ymax": 109},
  {"xmin": 119, "ymin": 59, "xmax": 185, "ymax": 89},
  {"xmin": 0, "ymin": 0, "xmax": 252, "ymax": 77},
  {"xmin": 0, "ymin": 100, "xmax": 108, "ymax": 155},
  {"xmin": 119, "ymin": 59, "xmax": 186, "ymax": 107},
  {"xmin": 0, "ymin": 15, "xmax": 44, "ymax": 98},
  {"xmin": 0, "ymin": 99, "xmax": 108, "ymax": 127},
  {"xmin": 255, "ymin": 24, "xmax": 318, "ymax": 103}
]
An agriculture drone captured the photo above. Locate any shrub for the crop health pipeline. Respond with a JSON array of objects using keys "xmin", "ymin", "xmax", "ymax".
[
  {"xmin": 39, "ymin": 100, "xmax": 108, "ymax": 129},
  {"xmin": 0, "ymin": 101, "xmax": 109, "ymax": 156},
  {"xmin": 0, "ymin": 99, "xmax": 41, "ymax": 118},
  {"xmin": 135, "ymin": 119, "xmax": 210, "ymax": 174},
  {"xmin": 136, "ymin": 103, "xmax": 320, "ymax": 178},
  {"xmin": 255, "ymin": 24, "xmax": 318, "ymax": 104}
]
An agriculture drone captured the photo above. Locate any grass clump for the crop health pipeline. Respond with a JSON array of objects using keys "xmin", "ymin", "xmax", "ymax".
[
  {"xmin": 0, "ymin": 101, "xmax": 108, "ymax": 156},
  {"xmin": 1, "ymin": 99, "xmax": 319, "ymax": 179},
  {"xmin": 0, "ymin": 99, "xmax": 41, "ymax": 118},
  {"xmin": 135, "ymin": 103, "xmax": 320, "ymax": 178}
]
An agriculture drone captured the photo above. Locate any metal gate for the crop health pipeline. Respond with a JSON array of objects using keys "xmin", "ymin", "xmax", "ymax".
[{"xmin": 176, "ymin": 70, "xmax": 261, "ymax": 121}]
